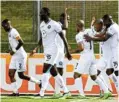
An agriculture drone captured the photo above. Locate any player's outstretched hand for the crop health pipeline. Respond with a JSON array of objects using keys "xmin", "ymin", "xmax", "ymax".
[
  {"xmin": 84, "ymin": 34, "xmax": 92, "ymax": 42},
  {"xmin": 29, "ymin": 49, "xmax": 36, "ymax": 56},
  {"xmin": 66, "ymin": 52, "xmax": 72, "ymax": 60},
  {"xmin": 65, "ymin": 8, "xmax": 68, "ymax": 13}
]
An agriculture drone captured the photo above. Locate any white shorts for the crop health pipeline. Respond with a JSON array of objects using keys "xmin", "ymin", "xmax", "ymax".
[
  {"xmin": 44, "ymin": 52, "xmax": 59, "ymax": 65},
  {"xmin": 55, "ymin": 52, "xmax": 65, "ymax": 68},
  {"xmin": 96, "ymin": 57, "xmax": 113, "ymax": 71},
  {"xmin": 9, "ymin": 55, "xmax": 27, "ymax": 72},
  {"xmin": 74, "ymin": 53, "xmax": 97, "ymax": 75}
]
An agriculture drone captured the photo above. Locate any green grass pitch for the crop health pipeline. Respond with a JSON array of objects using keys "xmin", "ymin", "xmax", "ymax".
[{"xmin": 1, "ymin": 96, "xmax": 118, "ymax": 102}]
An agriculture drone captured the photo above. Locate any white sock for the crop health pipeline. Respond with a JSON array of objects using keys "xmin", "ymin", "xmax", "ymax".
[
  {"xmin": 30, "ymin": 76, "xmax": 40, "ymax": 84},
  {"xmin": 39, "ymin": 73, "xmax": 50, "ymax": 96},
  {"xmin": 55, "ymin": 79, "xmax": 60, "ymax": 94},
  {"xmin": 95, "ymin": 77, "xmax": 109, "ymax": 93},
  {"xmin": 11, "ymin": 82, "xmax": 18, "ymax": 93},
  {"xmin": 55, "ymin": 74, "xmax": 68, "ymax": 93},
  {"xmin": 98, "ymin": 74, "xmax": 111, "ymax": 91},
  {"xmin": 109, "ymin": 73, "xmax": 118, "ymax": 92},
  {"xmin": 75, "ymin": 78, "xmax": 85, "ymax": 96}
]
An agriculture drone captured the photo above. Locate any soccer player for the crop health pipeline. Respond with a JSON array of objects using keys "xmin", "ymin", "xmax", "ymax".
[
  {"xmin": 1, "ymin": 19, "xmax": 41, "ymax": 96},
  {"xmin": 52, "ymin": 8, "xmax": 70, "ymax": 98},
  {"xmin": 30, "ymin": 7, "xmax": 72, "ymax": 99},
  {"xmin": 84, "ymin": 14, "xmax": 119, "ymax": 94},
  {"xmin": 71, "ymin": 20, "xmax": 111, "ymax": 99},
  {"xmin": 91, "ymin": 18, "xmax": 112, "ymax": 96}
]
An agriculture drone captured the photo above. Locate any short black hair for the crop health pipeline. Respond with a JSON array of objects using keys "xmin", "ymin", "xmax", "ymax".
[
  {"xmin": 102, "ymin": 14, "xmax": 112, "ymax": 20},
  {"xmin": 2, "ymin": 19, "xmax": 9, "ymax": 26},
  {"xmin": 60, "ymin": 13, "xmax": 65, "ymax": 18},
  {"xmin": 42, "ymin": 7, "xmax": 50, "ymax": 16},
  {"xmin": 95, "ymin": 19, "xmax": 103, "ymax": 25}
]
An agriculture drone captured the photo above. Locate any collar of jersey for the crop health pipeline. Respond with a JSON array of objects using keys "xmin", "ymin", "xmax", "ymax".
[{"xmin": 43, "ymin": 18, "xmax": 52, "ymax": 25}]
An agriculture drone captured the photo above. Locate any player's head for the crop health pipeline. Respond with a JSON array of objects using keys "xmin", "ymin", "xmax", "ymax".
[
  {"xmin": 94, "ymin": 19, "xmax": 103, "ymax": 32},
  {"xmin": 76, "ymin": 20, "xmax": 84, "ymax": 32},
  {"xmin": 40, "ymin": 7, "xmax": 50, "ymax": 21},
  {"xmin": 102, "ymin": 14, "xmax": 113, "ymax": 28},
  {"xmin": 2, "ymin": 19, "xmax": 11, "ymax": 32},
  {"xmin": 59, "ymin": 13, "xmax": 70, "ymax": 24}
]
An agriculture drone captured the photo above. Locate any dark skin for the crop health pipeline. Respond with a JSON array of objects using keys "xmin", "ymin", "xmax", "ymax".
[
  {"xmin": 2, "ymin": 22, "xmax": 32, "ymax": 85},
  {"xmin": 30, "ymin": 8, "xmax": 72, "ymax": 76},
  {"xmin": 84, "ymin": 18, "xmax": 116, "ymax": 76}
]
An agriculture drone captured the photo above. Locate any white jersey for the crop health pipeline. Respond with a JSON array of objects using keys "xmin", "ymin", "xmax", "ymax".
[
  {"xmin": 75, "ymin": 29, "xmax": 94, "ymax": 54},
  {"xmin": 8, "ymin": 28, "xmax": 26, "ymax": 58},
  {"xmin": 55, "ymin": 21, "xmax": 65, "ymax": 53},
  {"xmin": 101, "ymin": 23, "xmax": 119, "ymax": 61},
  {"xmin": 40, "ymin": 19, "xmax": 62, "ymax": 54}
]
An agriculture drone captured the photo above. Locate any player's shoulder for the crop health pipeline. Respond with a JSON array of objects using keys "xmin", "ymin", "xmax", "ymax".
[
  {"xmin": 84, "ymin": 28, "xmax": 92, "ymax": 33},
  {"xmin": 10, "ymin": 28, "xmax": 18, "ymax": 34},
  {"xmin": 51, "ymin": 20, "xmax": 60, "ymax": 26},
  {"xmin": 40, "ymin": 21, "xmax": 45, "ymax": 27},
  {"xmin": 84, "ymin": 28, "xmax": 95, "ymax": 36},
  {"xmin": 57, "ymin": 21, "xmax": 62, "ymax": 27},
  {"xmin": 75, "ymin": 32, "xmax": 83, "ymax": 39},
  {"xmin": 107, "ymin": 23, "xmax": 119, "ymax": 33},
  {"xmin": 108, "ymin": 23, "xmax": 118, "ymax": 30}
]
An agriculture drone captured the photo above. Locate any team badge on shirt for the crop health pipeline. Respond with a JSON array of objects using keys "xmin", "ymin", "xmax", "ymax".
[
  {"xmin": 59, "ymin": 61, "xmax": 63, "ymax": 66},
  {"xmin": 48, "ymin": 25, "xmax": 51, "ymax": 29}
]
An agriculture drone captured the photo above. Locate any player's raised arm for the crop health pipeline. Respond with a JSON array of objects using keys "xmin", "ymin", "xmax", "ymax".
[
  {"xmin": 63, "ymin": 8, "xmax": 68, "ymax": 29},
  {"xmin": 91, "ymin": 16, "xmax": 96, "ymax": 27}
]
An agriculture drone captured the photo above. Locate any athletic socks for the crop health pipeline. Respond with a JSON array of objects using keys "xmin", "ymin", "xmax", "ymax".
[
  {"xmin": 95, "ymin": 77, "xmax": 109, "ymax": 93},
  {"xmin": 39, "ymin": 73, "xmax": 50, "ymax": 96},
  {"xmin": 55, "ymin": 79, "xmax": 60, "ymax": 94},
  {"xmin": 11, "ymin": 81, "xmax": 18, "ymax": 93},
  {"xmin": 109, "ymin": 73, "xmax": 118, "ymax": 92},
  {"xmin": 75, "ymin": 77, "xmax": 85, "ymax": 96},
  {"xmin": 30, "ymin": 76, "xmax": 41, "ymax": 84},
  {"xmin": 54, "ymin": 74, "xmax": 69, "ymax": 93},
  {"xmin": 98, "ymin": 74, "xmax": 112, "ymax": 91}
]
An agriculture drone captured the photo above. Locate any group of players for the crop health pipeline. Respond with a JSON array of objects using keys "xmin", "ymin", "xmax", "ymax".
[{"xmin": 1, "ymin": 7, "xmax": 119, "ymax": 99}]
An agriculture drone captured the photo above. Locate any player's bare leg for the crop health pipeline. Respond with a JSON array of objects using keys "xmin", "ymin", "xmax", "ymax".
[
  {"xmin": 18, "ymin": 72, "xmax": 41, "ymax": 84},
  {"xmin": 74, "ymin": 72, "xmax": 86, "ymax": 99},
  {"xmin": 90, "ymin": 75, "xmax": 111, "ymax": 99},
  {"xmin": 8, "ymin": 69, "xmax": 19, "ymax": 96}
]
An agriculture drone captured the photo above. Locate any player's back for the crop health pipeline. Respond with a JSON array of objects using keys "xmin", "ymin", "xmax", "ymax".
[
  {"xmin": 40, "ymin": 19, "xmax": 62, "ymax": 54},
  {"xmin": 8, "ymin": 28, "xmax": 26, "ymax": 58}
]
